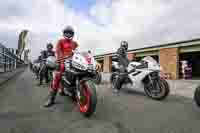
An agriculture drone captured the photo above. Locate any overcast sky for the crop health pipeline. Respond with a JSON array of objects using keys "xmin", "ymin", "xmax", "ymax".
[{"xmin": 0, "ymin": 0, "xmax": 200, "ymax": 59}]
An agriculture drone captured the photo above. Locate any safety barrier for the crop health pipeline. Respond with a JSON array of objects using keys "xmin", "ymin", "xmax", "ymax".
[{"xmin": 0, "ymin": 43, "xmax": 25, "ymax": 73}]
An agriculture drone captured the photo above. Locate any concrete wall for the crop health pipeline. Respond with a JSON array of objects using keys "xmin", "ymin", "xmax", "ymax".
[
  {"xmin": 159, "ymin": 48, "xmax": 179, "ymax": 79},
  {"xmin": 100, "ymin": 48, "xmax": 180, "ymax": 79}
]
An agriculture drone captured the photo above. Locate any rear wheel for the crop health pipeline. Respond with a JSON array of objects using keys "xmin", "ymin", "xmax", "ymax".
[
  {"xmin": 78, "ymin": 80, "xmax": 97, "ymax": 117},
  {"xmin": 194, "ymin": 85, "xmax": 200, "ymax": 107},
  {"xmin": 144, "ymin": 77, "xmax": 170, "ymax": 100}
]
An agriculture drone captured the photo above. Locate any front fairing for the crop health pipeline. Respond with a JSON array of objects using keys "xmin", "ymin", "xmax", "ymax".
[
  {"xmin": 127, "ymin": 61, "xmax": 141, "ymax": 72},
  {"xmin": 34, "ymin": 63, "xmax": 40, "ymax": 68},
  {"xmin": 46, "ymin": 56, "xmax": 57, "ymax": 68},
  {"xmin": 142, "ymin": 56, "xmax": 160, "ymax": 71},
  {"xmin": 71, "ymin": 51, "xmax": 96, "ymax": 71}
]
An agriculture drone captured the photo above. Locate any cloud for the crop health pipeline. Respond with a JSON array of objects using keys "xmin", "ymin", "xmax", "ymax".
[
  {"xmin": 0, "ymin": 0, "xmax": 34, "ymax": 20},
  {"xmin": 0, "ymin": 0, "xmax": 200, "ymax": 60},
  {"xmin": 0, "ymin": 31, "xmax": 18, "ymax": 49},
  {"xmin": 90, "ymin": 0, "xmax": 200, "ymax": 49}
]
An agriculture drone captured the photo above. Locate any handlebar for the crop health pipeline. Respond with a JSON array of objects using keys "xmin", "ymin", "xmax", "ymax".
[{"xmin": 56, "ymin": 56, "xmax": 72, "ymax": 63}]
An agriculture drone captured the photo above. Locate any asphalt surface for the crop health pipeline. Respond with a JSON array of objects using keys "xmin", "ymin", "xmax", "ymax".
[
  {"xmin": 0, "ymin": 69, "xmax": 200, "ymax": 133},
  {"xmin": 0, "ymin": 67, "xmax": 25, "ymax": 85}
]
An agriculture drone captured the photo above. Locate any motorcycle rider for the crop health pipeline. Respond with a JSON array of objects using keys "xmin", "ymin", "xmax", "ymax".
[
  {"xmin": 44, "ymin": 26, "xmax": 79, "ymax": 107},
  {"xmin": 35, "ymin": 55, "xmax": 42, "ymax": 80},
  {"xmin": 29, "ymin": 62, "xmax": 33, "ymax": 72},
  {"xmin": 113, "ymin": 41, "xmax": 129, "ymax": 95},
  {"xmin": 38, "ymin": 43, "xmax": 55, "ymax": 86}
]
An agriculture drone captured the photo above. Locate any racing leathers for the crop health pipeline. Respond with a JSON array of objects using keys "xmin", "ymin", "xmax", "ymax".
[
  {"xmin": 117, "ymin": 46, "xmax": 129, "ymax": 71},
  {"xmin": 44, "ymin": 38, "xmax": 78, "ymax": 107},
  {"xmin": 38, "ymin": 50, "xmax": 55, "ymax": 85},
  {"xmin": 113, "ymin": 46, "xmax": 129, "ymax": 93}
]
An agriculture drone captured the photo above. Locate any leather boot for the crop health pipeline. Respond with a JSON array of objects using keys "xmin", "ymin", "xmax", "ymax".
[
  {"xmin": 43, "ymin": 90, "xmax": 57, "ymax": 107},
  {"xmin": 37, "ymin": 80, "xmax": 43, "ymax": 86}
]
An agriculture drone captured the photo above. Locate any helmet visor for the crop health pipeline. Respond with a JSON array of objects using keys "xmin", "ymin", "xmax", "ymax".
[
  {"xmin": 64, "ymin": 30, "xmax": 74, "ymax": 38},
  {"xmin": 47, "ymin": 45, "xmax": 53, "ymax": 49}
]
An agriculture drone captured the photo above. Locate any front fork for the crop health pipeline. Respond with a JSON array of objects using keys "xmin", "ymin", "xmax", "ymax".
[
  {"xmin": 148, "ymin": 75, "xmax": 154, "ymax": 86},
  {"xmin": 148, "ymin": 73, "xmax": 160, "ymax": 91},
  {"xmin": 76, "ymin": 77, "xmax": 81, "ymax": 100}
]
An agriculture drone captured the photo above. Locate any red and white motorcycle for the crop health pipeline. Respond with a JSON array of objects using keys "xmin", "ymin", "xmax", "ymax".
[{"xmin": 47, "ymin": 50, "xmax": 97, "ymax": 117}]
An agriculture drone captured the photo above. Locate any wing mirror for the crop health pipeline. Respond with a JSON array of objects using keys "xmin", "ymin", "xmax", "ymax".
[{"xmin": 131, "ymin": 64, "xmax": 136, "ymax": 69}]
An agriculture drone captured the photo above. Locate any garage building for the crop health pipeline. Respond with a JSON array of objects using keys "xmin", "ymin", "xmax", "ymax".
[{"xmin": 94, "ymin": 38, "xmax": 200, "ymax": 80}]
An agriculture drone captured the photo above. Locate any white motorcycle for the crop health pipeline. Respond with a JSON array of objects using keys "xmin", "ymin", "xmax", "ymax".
[
  {"xmin": 110, "ymin": 56, "xmax": 170, "ymax": 100},
  {"xmin": 194, "ymin": 85, "xmax": 200, "ymax": 107},
  {"xmin": 46, "ymin": 50, "xmax": 97, "ymax": 117}
]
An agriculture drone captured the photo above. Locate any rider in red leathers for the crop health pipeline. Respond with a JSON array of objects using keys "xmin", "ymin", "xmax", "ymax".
[{"xmin": 44, "ymin": 26, "xmax": 79, "ymax": 107}]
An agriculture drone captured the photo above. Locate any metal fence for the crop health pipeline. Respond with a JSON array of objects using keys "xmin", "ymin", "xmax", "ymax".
[{"xmin": 0, "ymin": 43, "xmax": 25, "ymax": 73}]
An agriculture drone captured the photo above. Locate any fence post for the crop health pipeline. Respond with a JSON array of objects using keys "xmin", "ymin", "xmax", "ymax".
[{"xmin": 0, "ymin": 43, "xmax": 25, "ymax": 73}]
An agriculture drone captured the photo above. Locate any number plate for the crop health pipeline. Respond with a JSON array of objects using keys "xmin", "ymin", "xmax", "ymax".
[
  {"xmin": 65, "ymin": 62, "xmax": 70, "ymax": 68},
  {"xmin": 88, "ymin": 64, "xmax": 93, "ymax": 69}
]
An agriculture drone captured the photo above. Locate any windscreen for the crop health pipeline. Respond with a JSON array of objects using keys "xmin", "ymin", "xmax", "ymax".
[
  {"xmin": 142, "ymin": 56, "xmax": 159, "ymax": 66},
  {"xmin": 80, "ymin": 51, "xmax": 90, "ymax": 57}
]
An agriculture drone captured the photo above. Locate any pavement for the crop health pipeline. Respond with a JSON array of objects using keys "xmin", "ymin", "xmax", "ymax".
[
  {"xmin": 167, "ymin": 80, "xmax": 200, "ymax": 98},
  {"xmin": 101, "ymin": 73, "xmax": 200, "ymax": 98},
  {"xmin": 0, "ymin": 69, "xmax": 200, "ymax": 133},
  {"xmin": 0, "ymin": 67, "xmax": 26, "ymax": 85}
]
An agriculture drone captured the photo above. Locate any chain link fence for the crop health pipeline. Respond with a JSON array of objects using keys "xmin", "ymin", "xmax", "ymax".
[{"xmin": 0, "ymin": 43, "xmax": 25, "ymax": 73}]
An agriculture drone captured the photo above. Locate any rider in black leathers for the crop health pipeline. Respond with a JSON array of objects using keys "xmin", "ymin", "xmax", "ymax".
[
  {"xmin": 38, "ymin": 43, "xmax": 55, "ymax": 86},
  {"xmin": 113, "ymin": 41, "xmax": 129, "ymax": 95}
]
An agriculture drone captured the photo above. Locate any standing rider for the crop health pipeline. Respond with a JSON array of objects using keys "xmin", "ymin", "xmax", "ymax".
[
  {"xmin": 38, "ymin": 43, "xmax": 55, "ymax": 86},
  {"xmin": 44, "ymin": 26, "xmax": 79, "ymax": 107},
  {"xmin": 113, "ymin": 41, "xmax": 129, "ymax": 95},
  {"xmin": 45, "ymin": 43, "xmax": 55, "ymax": 58}
]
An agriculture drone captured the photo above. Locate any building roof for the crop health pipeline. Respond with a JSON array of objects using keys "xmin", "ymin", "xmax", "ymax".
[{"xmin": 94, "ymin": 38, "xmax": 200, "ymax": 58}]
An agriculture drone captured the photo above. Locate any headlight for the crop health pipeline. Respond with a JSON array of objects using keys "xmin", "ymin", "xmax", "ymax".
[
  {"xmin": 88, "ymin": 64, "xmax": 94, "ymax": 70},
  {"xmin": 72, "ymin": 62, "xmax": 87, "ymax": 70},
  {"xmin": 64, "ymin": 62, "xmax": 70, "ymax": 68}
]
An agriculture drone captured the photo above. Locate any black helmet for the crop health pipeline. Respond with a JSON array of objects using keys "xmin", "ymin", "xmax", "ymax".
[
  {"xmin": 38, "ymin": 55, "xmax": 42, "ymax": 60},
  {"xmin": 88, "ymin": 50, "xmax": 91, "ymax": 54},
  {"xmin": 120, "ymin": 41, "xmax": 128, "ymax": 50},
  {"xmin": 47, "ymin": 43, "xmax": 53, "ymax": 50},
  {"xmin": 63, "ymin": 26, "xmax": 74, "ymax": 39}
]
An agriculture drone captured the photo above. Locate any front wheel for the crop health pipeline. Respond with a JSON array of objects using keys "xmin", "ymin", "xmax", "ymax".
[
  {"xmin": 194, "ymin": 85, "xmax": 200, "ymax": 107},
  {"xmin": 144, "ymin": 77, "xmax": 170, "ymax": 100},
  {"xmin": 78, "ymin": 80, "xmax": 97, "ymax": 117}
]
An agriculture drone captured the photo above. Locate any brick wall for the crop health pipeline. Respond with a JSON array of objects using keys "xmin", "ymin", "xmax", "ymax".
[
  {"xmin": 103, "ymin": 55, "xmax": 112, "ymax": 73},
  {"xmin": 159, "ymin": 48, "xmax": 179, "ymax": 79}
]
